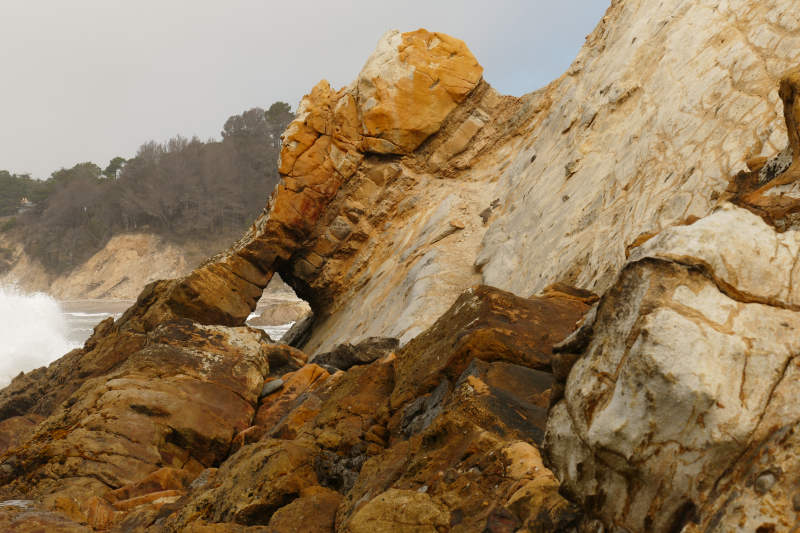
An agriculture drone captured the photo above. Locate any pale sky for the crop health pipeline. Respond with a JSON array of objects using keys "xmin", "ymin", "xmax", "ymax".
[{"xmin": 0, "ymin": 0, "xmax": 610, "ymax": 179}]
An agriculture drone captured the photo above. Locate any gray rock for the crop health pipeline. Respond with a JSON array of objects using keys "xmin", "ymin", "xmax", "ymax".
[
  {"xmin": 281, "ymin": 315, "xmax": 314, "ymax": 350},
  {"xmin": 311, "ymin": 337, "xmax": 399, "ymax": 371},
  {"xmin": 259, "ymin": 379, "xmax": 284, "ymax": 399}
]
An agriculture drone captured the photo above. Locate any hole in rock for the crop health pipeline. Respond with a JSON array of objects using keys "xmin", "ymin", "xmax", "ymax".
[{"xmin": 246, "ymin": 273, "xmax": 312, "ymax": 344}]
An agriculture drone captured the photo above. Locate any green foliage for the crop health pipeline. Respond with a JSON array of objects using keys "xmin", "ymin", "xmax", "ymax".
[
  {"xmin": 0, "ymin": 218, "xmax": 16, "ymax": 232},
  {"xmin": 6, "ymin": 102, "xmax": 292, "ymax": 273},
  {"xmin": 103, "ymin": 157, "xmax": 127, "ymax": 179}
]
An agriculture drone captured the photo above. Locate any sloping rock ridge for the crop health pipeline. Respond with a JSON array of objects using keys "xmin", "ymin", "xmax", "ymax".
[{"xmin": 2, "ymin": 1, "xmax": 800, "ymax": 532}]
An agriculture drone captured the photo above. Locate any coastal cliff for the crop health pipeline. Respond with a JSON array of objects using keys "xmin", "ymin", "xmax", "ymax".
[{"xmin": 0, "ymin": 1, "xmax": 800, "ymax": 531}]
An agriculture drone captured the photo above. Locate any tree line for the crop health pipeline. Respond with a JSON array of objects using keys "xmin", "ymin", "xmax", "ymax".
[{"xmin": 0, "ymin": 103, "xmax": 294, "ymax": 273}]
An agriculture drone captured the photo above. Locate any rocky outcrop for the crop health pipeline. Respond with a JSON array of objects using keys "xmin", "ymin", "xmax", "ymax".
[
  {"xmin": 546, "ymin": 205, "xmax": 800, "ymax": 533},
  {"xmin": 0, "ymin": 321, "xmax": 269, "ymax": 529},
  {"xmin": 311, "ymin": 337, "xmax": 399, "ymax": 372},
  {"xmin": 3, "ymin": 2, "xmax": 800, "ymax": 531},
  {"xmin": 153, "ymin": 284, "xmax": 590, "ymax": 533}
]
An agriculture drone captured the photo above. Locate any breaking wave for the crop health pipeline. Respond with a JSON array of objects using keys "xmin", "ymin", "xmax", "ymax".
[{"xmin": 0, "ymin": 283, "xmax": 81, "ymax": 388}]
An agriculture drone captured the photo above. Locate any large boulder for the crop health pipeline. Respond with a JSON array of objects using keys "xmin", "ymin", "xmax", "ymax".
[{"xmin": 545, "ymin": 204, "xmax": 800, "ymax": 533}]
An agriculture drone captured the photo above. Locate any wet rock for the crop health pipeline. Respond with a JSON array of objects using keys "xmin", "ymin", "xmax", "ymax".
[
  {"xmin": 311, "ymin": 337, "xmax": 399, "ymax": 371},
  {"xmin": 545, "ymin": 205, "xmax": 800, "ymax": 532}
]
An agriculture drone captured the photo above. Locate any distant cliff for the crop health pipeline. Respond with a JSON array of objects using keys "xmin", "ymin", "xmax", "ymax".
[{"xmin": 0, "ymin": 232, "xmax": 189, "ymax": 299}]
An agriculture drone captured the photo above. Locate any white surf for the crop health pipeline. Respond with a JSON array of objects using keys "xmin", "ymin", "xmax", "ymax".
[{"xmin": 0, "ymin": 283, "xmax": 80, "ymax": 388}]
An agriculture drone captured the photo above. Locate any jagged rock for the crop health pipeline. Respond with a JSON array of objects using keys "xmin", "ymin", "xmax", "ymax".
[
  {"xmin": 721, "ymin": 68, "xmax": 800, "ymax": 231},
  {"xmin": 262, "ymin": 344, "xmax": 308, "ymax": 378},
  {"xmin": 311, "ymin": 337, "xmax": 399, "ymax": 371},
  {"xmin": 0, "ymin": 323, "xmax": 269, "ymax": 515},
  {"xmin": 168, "ymin": 440, "xmax": 320, "ymax": 528},
  {"xmin": 545, "ymin": 205, "xmax": 800, "ymax": 533},
  {"xmin": 480, "ymin": 1, "xmax": 800, "ymax": 302},
  {"xmin": 267, "ymin": 486, "xmax": 342, "ymax": 533},
  {"xmin": 280, "ymin": 316, "xmax": 314, "ymax": 350},
  {"xmin": 391, "ymin": 284, "xmax": 591, "ymax": 405}
]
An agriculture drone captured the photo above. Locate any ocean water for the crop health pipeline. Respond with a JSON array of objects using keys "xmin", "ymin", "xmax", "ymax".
[
  {"xmin": 0, "ymin": 283, "xmax": 82, "ymax": 387},
  {"xmin": 0, "ymin": 284, "xmax": 297, "ymax": 389}
]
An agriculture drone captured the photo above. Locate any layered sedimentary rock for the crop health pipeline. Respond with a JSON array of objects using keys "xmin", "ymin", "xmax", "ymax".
[
  {"xmin": 480, "ymin": 0, "xmax": 800, "ymax": 300},
  {"xmin": 546, "ymin": 205, "xmax": 800, "ymax": 533},
  {"xmin": 2, "ymin": 1, "xmax": 800, "ymax": 531}
]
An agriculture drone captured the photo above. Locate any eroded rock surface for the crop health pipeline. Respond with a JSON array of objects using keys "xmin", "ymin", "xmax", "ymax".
[{"xmin": 546, "ymin": 205, "xmax": 800, "ymax": 533}]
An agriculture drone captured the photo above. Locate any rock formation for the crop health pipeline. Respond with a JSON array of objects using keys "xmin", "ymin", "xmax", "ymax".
[
  {"xmin": 546, "ymin": 205, "xmax": 800, "ymax": 532},
  {"xmin": 1, "ymin": 1, "xmax": 800, "ymax": 531}
]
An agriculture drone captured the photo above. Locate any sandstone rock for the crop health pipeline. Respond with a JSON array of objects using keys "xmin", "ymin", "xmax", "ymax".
[
  {"xmin": 169, "ymin": 440, "xmax": 320, "ymax": 528},
  {"xmin": 480, "ymin": 0, "xmax": 800, "ymax": 302},
  {"xmin": 0, "ymin": 415, "xmax": 42, "ymax": 455},
  {"xmin": 262, "ymin": 344, "xmax": 308, "ymax": 378},
  {"xmin": 267, "ymin": 486, "xmax": 342, "ymax": 533},
  {"xmin": 311, "ymin": 337, "xmax": 399, "ymax": 371},
  {"xmin": 354, "ymin": 29, "xmax": 484, "ymax": 154},
  {"xmin": 720, "ymin": 68, "xmax": 800, "ymax": 232},
  {"xmin": 391, "ymin": 284, "xmax": 590, "ymax": 404},
  {"xmin": 545, "ymin": 205, "xmax": 800, "ymax": 532},
  {"xmin": 0, "ymin": 502, "xmax": 92, "ymax": 532},
  {"xmin": 0, "ymin": 323, "xmax": 268, "ymax": 508},
  {"xmin": 49, "ymin": 233, "xmax": 190, "ymax": 300},
  {"xmin": 248, "ymin": 302, "xmax": 312, "ymax": 327}
]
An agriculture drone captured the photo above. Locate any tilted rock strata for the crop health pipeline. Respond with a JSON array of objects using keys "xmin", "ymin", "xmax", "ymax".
[
  {"xmin": 157, "ymin": 285, "xmax": 588, "ymax": 533},
  {"xmin": 480, "ymin": 0, "xmax": 800, "ymax": 300},
  {"xmin": 0, "ymin": 322, "xmax": 270, "ymax": 531},
  {"xmin": 545, "ymin": 205, "xmax": 800, "ymax": 533}
]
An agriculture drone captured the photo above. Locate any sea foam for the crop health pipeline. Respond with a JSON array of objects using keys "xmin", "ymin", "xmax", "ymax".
[{"xmin": 0, "ymin": 283, "xmax": 80, "ymax": 388}]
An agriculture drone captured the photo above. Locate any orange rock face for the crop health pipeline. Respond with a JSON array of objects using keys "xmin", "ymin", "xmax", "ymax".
[{"xmin": 356, "ymin": 29, "xmax": 484, "ymax": 154}]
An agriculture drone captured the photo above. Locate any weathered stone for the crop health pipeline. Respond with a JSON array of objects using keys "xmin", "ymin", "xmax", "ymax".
[
  {"xmin": 311, "ymin": 337, "xmax": 399, "ymax": 371},
  {"xmin": 0, "ymin": 503, "xmax": 92, "ymax": 532},
  {"xmin": 169, "ymin": 440, "xmax": 320, "ymax": 528},
  {"xmin": 0, "ymin": 415, "xmax": 42, "ymax": 455},
  {"xmin": 545, "ymin": 205, "xmax": 800, "ymax": 533},
  {"xmin": 392, "ymin": 285, "xmax": 589, "ymax": 403},
  {"xmin": 0, "ymin": 323, "xmax": 268, "ymax": 505},
  {"xmin": 267, "ymin": 486, "xmax": 342, "ymax": 533}
]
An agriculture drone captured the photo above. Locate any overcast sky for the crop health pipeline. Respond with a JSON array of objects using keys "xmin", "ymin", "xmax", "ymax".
[{"xmin": 0, "ymin": 0, "xmax": 610, "ymax": 179}]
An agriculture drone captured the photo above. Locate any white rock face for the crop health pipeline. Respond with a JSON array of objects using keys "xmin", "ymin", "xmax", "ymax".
[
  {"xmin": 545, "ymin": 205, "xmax": 800, "ymax": 533},
  {"xmin": 480, "ymin": 0, "xmax": 800, "ymax": 298}
]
